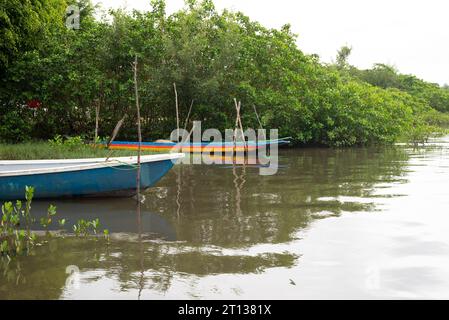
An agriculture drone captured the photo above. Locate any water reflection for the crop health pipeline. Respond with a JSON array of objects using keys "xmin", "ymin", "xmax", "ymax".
[
  {"xmin": 30, "ymin": 198, "xmax": 176, "ymax": 240},
  {"xmin": 147, "ymin": 147, "xmax": 409, "ymax": 246},
  {"xmin": 136, "ymin": 191, "xmax": 144, "ymax": 300},
  {"xmin": 0, "ymin": 144, "xmax": 422, "ymax": 299}
]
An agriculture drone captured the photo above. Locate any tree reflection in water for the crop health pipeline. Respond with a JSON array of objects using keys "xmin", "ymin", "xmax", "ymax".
[{"xmin": 0, "ymin": 146, "xmax": 410, "ymax": 299}]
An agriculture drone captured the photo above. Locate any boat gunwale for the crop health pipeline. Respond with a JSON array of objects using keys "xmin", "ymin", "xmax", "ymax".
[
  {"xmin": 110, "ymin": 138, "xmax": 290, "ymax": 147},
  {"xmin": 0, "ymin": 153, "xmax": 184, "ymax": 177}
]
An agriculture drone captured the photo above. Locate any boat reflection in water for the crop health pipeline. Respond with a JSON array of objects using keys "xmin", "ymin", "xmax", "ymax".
[
  {"xmin": 31, "ymin": 198, "xmax": 177, "ymax": 241},
  {"xmin": 1, "ymin": 143, "xmax": 431, "ymax": 299}
]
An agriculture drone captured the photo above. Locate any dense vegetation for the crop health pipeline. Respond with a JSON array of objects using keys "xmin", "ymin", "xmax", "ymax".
[{"xmin": 1, "ymin": 0, "xmax": 448, "ymax": 147}]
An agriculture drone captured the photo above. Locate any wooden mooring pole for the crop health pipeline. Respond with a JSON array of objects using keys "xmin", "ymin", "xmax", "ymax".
[
  {"xmin": 133, "ymin": 56, "xmax": 142, "ymax": 198},
  {"xmin": 173, "ymin": 83, "xmax": 180, "ymax": 142}
]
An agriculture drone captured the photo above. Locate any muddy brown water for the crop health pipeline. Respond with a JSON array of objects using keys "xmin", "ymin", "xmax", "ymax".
[{"xmin": 1, "ymin": 136, "xmax": 449, "ymax": 299}]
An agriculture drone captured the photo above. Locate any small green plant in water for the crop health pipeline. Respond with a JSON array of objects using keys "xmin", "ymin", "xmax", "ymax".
[
  {"xmin": 103, "ymin": 229, "xmax": 110, "ymax": 243},
  {"xmin": 0, "ymin": 187, "xmax": 43, "ymax": 257},
  {"xmin": 73, "ymin": 219, "xmax": 88, "ymax": 237},
  {"xmin": 91, "ymin": 218, "xmax": 100, "ymax": 235},
  {"xmin": 1, "ymin": 187, "xmax": 108, "ymax": 260},
  {"xmin": 73, "ymin": 218, "xmax": 101, "ymax": 238},
  {"xmin": 58, "ymin": 219, "xmax": 66, "ymax": 228},
  {"xmin": 39, "ymin": 205, "xmax": 57, "ymax": 233}
]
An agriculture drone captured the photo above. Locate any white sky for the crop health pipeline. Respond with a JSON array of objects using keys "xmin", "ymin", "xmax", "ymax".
[{"xmin": 93, "ymin": 0, "xmax": 449, "ymax": 85}]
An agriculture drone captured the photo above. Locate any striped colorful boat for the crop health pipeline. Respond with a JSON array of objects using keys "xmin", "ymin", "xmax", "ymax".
[{"xmin": 107, "ymin": 138, "xmax": 290, "ymax": 153}]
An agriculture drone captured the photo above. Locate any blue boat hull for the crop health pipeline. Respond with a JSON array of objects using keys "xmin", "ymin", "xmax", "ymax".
[{"xmin": 0, "ymin": 159, "xmax": 175, "ymax": 200}]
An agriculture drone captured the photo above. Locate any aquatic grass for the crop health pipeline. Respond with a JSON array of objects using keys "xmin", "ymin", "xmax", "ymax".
[
  {"xmin": 1, "ymin": 187, "xmax": 38, "ymax": 257},
  {"xmin": 103, "ymin": 229, "xmax": 110, "ymax": 242},
  {"xmin": 0, "ymin": 141, "xmax": 163, "ymax": 160},
  {"xmin": 398, "ymin": 124, "xmax": 449, "ymax": 146},
  {"xmin": 72, "ymin": 218, "xmax": 107, "ymax": 240},
  {"xmin": 39, "ymin": 204, "xmax": 57, "ymax": 234},
  {"xmin": 1, "ymin": 187, "xmax": 109, "ymax": 257}
]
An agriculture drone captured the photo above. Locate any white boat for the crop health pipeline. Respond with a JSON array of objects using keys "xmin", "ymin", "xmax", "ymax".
[{"xmin": 0, "ymin": 154, "xmax": 184, "ymax": 199}]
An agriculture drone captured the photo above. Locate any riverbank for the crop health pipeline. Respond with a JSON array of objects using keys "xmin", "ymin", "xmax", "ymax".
[
  {"xmin": 1, "ymin": 127, "xmax": 448, "ymax": 160},
  {"xmin": 3, "ymin": 1, "xmax": 449, "ymax": 149},
  {"xmin": 0, "ymin": 141, "xmax": 162, "ymax": 160}
]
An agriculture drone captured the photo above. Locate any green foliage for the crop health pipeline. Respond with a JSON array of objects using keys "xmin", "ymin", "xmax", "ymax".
[
  {"xmin": 324, "ymin": 82, "xmax": 413, "ymax": 146},
  {"xmin": 103, "ymin": 229, "xmax": 110, "ymax": 242},
  {"xmin": 336, "ymin": 45, "xmax": 352, "ymax": 70},
  {"xmin": 0, "ymin": 186, "xmax": 37, "ymax": 257},
  {"xmin": 73, "ymin": 218, "xmax": 100, "ymax": 237},
  {"xmin": 335, "ymin": 52, "xmax": 449, "ymax": 143},
  {"xmin": 39, "ymin": 204, "xmax": 57, "ymax": 231},
  {"xmin": 1, "ymin": 186, "xmax": 107, "ymax": 258},
  {"xmin": 0, "ymin": 108, "xmax": 32, "ymax": 142},
  {"xmin": 349, "ymin": 63, "xmax": 449, "ymax": 113},
  {"xmin": 404, "ymin": 123, "xmax": 437, "ymax": 146},
  {"xmin": 420, "ymin": 109, "xmax": 449, "ymax": 127},
  {"xmin": 48, "ymin": 135, "xmax": 84, "ymax": 149},
  {"xmin": 0, "ymin": 0, "xmax": 67, "ymax": 71},
  {"xmin": 58, "ymin": 218, "xmax": 66, "ymax": 227},
  {"xmin": 402, "ymin": 110, "xmax": 448, "ymax": 146},
  {"xmin": 0, "ymin": 0, "xmax": 448, "ymax": 146}
]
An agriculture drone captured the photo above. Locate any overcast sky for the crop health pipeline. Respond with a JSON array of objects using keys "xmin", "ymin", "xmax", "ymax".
[{"xmin": 92, "ymin": 0, "xmax": 449, "ymax": 85}]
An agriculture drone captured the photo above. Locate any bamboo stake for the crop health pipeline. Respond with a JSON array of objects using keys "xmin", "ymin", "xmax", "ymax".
[
  {"xmin": 253, "ymin": 104, "xmax": 263, "ymax": 130},
  {"xmin": 238, "ymin": 102, "xmax": 247, "ymax": 152},
  {"xmin": 109, "ymin": 115, "xmax": 126, "ymax": 143},
  {"xmin": 134, "ymin": 56, "xmax": 144, "ymax": 299},
  {"xmin": 252, "ymin": 104, "xmax": 263, "ymax": 129},
  {"xmin": 104, "ymin": 115, "xmax": 126, "ymax": 161},
  {"xmin": 233, "ymin": 98, "xmax": 239, "ymax": 150},
  {"xmin": 253, "ymin": 104, "xmax": 267, "ymax": 140},
  {"xmin": 233, "ymin": 98, "xmax": 239, "ymax": 130},
  {"xmin": 133, "ymin": 56, "xmax": 142, "ymax": 199},
  {"xmin": 183, "ymin": 99, "xmax": 194, "ymax": 133},
  {"xmin": 94, "ymin": 100, "xmax": 100, "ymax": 146},
  {"xmin": 173, "ymin": 83, "xmax": 180, "ymax": 142},
  {"xmin": 234, "ymin": 99, "xmax": 247, "ymax": 152}
]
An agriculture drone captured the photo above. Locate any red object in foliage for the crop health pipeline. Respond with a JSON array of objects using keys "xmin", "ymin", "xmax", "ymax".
[{"xmin": 26, "ymin": 99, "xmax": 42, "ymax": 109}]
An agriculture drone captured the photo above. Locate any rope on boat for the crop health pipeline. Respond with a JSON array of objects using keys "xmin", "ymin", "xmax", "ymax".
[{"xmin": 103, "ymin": 159, "xmax": 139, "ymax": 171}]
